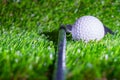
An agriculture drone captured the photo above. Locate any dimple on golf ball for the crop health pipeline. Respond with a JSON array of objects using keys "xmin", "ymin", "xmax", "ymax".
[{"xmin": 72, "ymin": 16, "xmax": 105, "ymax": 42}]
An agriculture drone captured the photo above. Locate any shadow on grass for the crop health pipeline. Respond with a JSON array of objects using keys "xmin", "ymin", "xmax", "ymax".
[{"xmin": 40, "ymin": 30, "xmax": 58, "ymax": 80}]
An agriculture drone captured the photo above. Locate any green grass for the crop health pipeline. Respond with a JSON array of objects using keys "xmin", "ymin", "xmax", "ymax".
[
  {"xmin": 0, "ymin": 0, "xmax": 120, "ymax": 80},
  {"xmin": 0, "ymin": 29, "xmax": 55, "ymax": 80},
  {"xmin": 66, "ymin": 33, "xmax": 120, "ymax": 80}
]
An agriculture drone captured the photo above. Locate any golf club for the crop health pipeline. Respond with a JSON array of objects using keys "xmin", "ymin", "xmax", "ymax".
[{"xmin": 53, "ymin": 16, "xmax": 114, "ymax": 80}]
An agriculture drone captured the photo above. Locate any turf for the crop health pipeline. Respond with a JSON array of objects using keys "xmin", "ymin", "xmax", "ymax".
[{"xmin": 0, "ymin": 0, "xmax": 120, "ymax": 80}]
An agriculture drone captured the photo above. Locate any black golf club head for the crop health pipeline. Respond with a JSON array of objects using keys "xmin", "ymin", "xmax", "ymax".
[{"xmin": 66, "ymin": 24, "xmax": 114, "ymax": 35}]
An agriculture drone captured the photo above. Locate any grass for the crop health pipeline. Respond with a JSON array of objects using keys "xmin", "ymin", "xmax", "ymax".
[
  {"xmin": 0, "ymin": 29, "xmax": 55, "ymax": 80},
  {"xmin": 0, "ymin": 0, "xmax": 120, "ymax": 80},
  {"xmin": 66, "ymin": 33, "xmax": 120, "ymax": 80}
]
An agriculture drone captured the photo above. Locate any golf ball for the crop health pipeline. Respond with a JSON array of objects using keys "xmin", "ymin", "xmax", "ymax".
[{"xmin": 72, "ymin": 16, "xmax": 105, "ymax": 42}]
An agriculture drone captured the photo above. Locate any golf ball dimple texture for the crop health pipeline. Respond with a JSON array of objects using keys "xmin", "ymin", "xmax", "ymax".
[{"xmin": 72, "ymin": 16, "xmax": 105, "ymax": 42}]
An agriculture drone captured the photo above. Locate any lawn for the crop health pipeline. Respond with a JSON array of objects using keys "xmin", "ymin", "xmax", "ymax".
[{"xmin": 0, "ymin": 0, "xmax": 120, "ymax": 80}]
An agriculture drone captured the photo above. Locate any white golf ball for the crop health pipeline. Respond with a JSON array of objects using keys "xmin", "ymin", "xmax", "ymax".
[{"xmin": 72, "ymin": 16, "xmax": 105, "ymax": 42}]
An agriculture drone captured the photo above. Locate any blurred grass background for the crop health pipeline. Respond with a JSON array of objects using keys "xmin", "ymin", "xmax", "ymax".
[{"xmin": 0, "ymin": 0, "xmax": 120, "ymax": 80}]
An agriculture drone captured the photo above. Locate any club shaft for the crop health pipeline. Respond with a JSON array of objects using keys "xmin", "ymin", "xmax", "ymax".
[{"xmin": 54, "ymin": 26, "xmax": 66, "ymax": 80}]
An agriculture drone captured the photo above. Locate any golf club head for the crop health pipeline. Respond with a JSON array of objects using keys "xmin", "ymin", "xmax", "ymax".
[{"xmin": 66, "ymin": 24, "xmax": 114, "ymax": 35}]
